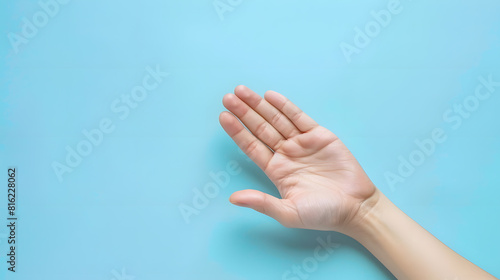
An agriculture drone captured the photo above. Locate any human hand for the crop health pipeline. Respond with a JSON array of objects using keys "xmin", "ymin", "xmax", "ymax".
[{"xmin": 219, "ymin": 86, "xmax": 379, "ymax": 233}]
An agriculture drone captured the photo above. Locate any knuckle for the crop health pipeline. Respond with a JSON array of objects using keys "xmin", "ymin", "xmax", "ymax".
[
  {"xmin": 271, "ymin": 111, "xmax": 282, "ymax": 124},
  {"xmin": 254, "ymin": 121, "xmax": 268, "ymax": 136},
  {"xmin": 245, "ymin": 140, "xmax": 259, "ymax": 155},
  {"xmin": 290, "ymin": 110, "xmax": 303, "ymax": 122}
]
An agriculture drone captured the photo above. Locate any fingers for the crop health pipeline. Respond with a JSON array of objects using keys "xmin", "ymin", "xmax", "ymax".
[
  {"xmin": 234, "ymin": 85, "xmax": 301, "ymax": 139},
  {"xmin": 223, "ymin": 93, "xmax": 285, "ymax": 151},
  {"xmin": 229, "ymin": 189, "xmax": 299, "ymax": 228},
  {"xmin": 264, "ymin": 90, "xmax": 319, "ymax": 133},
  {"xmin": 219, "ymin": 111, "xmax": 273, "ymax": 171}
]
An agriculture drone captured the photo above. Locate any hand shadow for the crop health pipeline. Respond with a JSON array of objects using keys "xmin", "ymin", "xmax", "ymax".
[
  {"xmin": 211, "ymin": 218, "xmax": 396, "ymax": 279},
  {"xmin": 208, "ymin": 132, "xmax": 280, "ymax": 197},
  {"xmin": 210, "ymin": 135, "xmax": 396, "ymax": 279}
]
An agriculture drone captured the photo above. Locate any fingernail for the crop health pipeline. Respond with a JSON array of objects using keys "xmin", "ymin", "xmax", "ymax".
[{"xmin": 232, "ymin": 201, "xmax": 249, "ymax": 207}]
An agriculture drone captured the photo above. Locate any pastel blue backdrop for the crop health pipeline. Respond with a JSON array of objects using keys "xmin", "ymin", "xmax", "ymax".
[{"xmin": 1, "ymin": 0, "xmax": 499, "ymax": 279}]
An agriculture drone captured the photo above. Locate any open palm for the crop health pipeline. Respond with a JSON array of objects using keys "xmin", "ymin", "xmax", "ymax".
[{"xmin": 219, "ymin": 86, "xmax": 376, "ymax": 232}]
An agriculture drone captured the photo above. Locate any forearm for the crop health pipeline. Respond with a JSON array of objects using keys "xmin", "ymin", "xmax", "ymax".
[{"xmin": 346, "ymin": 189, "xmax": 496, "ymax": 280}]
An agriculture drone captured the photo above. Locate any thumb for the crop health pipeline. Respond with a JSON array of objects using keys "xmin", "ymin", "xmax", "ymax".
[{"xmin": 229, "ymin": 189, "xmax": 298, "ymax": 228}]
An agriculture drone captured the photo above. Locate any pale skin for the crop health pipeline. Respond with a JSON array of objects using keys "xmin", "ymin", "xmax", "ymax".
[{"xmin": 219, "ymin": 85, "xmax": 497, "ymax": 280}]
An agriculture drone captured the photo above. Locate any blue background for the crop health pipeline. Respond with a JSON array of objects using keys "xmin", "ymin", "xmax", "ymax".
[{"xmin": 1, "ymin": 0, "xmax": 500, "ymax": 279}]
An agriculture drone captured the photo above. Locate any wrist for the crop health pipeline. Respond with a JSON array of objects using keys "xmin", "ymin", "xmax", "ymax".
[
  {"xmin": 341, "ymin": 187, "xmax": 390, "ymax": 241},
  {"xmin": 338, "ymin": 187, "xmax": 498, "ymax": 280}
]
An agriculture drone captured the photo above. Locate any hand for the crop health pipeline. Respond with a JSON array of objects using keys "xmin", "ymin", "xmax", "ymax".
[{"xmin": 219, "ymin": 85, "xmax": 378, "ymax": 233}]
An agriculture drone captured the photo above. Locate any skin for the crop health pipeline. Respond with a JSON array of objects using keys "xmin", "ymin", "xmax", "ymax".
[{"xmin": 219, "ymin": 85, "xmax": 497, "ymax": 280}]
